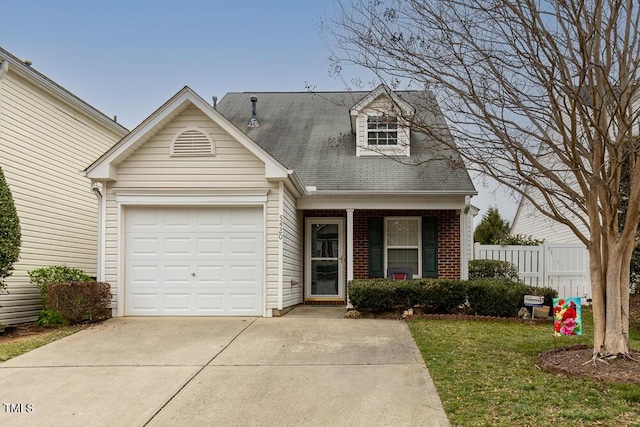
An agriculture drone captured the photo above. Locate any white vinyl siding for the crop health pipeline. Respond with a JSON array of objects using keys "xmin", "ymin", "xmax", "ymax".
[
  {"xmin": 103, "ymin": 105, "xmax": 280, "ymax": 314},
  {"xmin": 511, "ymin": 197, "xmax": 588, "ymax": 243},
  {"xmin": 282, "ymin": 186, "xmax": 303, "ymax": 308},
  {"xmin": 0, "ymin": 71, "xmax": 125, "ymax": 325},
  {"xmin": 511, "ymin": 165, "xmax": 589, "ymax": 244}
]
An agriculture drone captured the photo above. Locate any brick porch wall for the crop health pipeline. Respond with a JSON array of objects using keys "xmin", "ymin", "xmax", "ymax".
[{"xmin": 303, "ymin": 209, "xmax": 461, "ymax": 280}]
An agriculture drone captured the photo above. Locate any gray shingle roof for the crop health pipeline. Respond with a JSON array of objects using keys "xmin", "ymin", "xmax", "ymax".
[{"xmin": 216, "ymin": 90, "xmax": 476, "ymax": 193}]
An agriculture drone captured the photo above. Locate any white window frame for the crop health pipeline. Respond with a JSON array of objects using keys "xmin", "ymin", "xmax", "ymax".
[
  {"xmin": 367, "ymin": 114, "xmax": 399, "ymax": 147},
  {"xmin": 384, "ymin": 217, "xmax": 422, "ymax": 278},
  {"xmin": 356, "ymin": 112, "xmax": 410, "ymax": 157}
]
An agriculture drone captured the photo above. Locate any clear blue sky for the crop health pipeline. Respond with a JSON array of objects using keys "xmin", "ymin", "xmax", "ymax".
[{"xmin": 0, "ymin": 0, "xmax": 516, "ymax": 224}]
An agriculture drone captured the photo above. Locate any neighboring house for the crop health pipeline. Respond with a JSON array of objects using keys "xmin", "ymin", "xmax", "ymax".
[
  {"xmin": 0, "ymin": 47, "xmax": 128, "ymax": 325},
  {"xmin": 85, "ymin": 85, "xmax": 477, "ymax": 317},
  {"xmin": 511, "ymin": 189, "xmax": 589, "ymax": 243}
]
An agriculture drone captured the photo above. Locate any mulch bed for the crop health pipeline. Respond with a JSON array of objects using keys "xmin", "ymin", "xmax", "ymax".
[
  {"xmin": 0, "ymin": 323, "xmax": 62, "ymax": 343},
  {"xmin": 538, "ymin": 344, "xmax": 640, "ymax": 384}
]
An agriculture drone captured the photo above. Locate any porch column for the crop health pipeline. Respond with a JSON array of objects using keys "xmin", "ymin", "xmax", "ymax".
[
  {"xmin": 460, "ymin": 196, "xmax": 471, "ymax": 280},
  {"xmin": 346, "ymin": 208, "xmax": 354, "ymax": 307}
]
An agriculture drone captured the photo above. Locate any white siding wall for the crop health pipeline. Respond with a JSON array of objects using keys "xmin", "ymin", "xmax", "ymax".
[
  {"xmin": 511, "ymin": 190, "xmax": 589, "ymax": 244},
  {"xmin": 0, "ymin": 71, "xmax": 124, "ymax": 325},
  {"xmin": 282, "ymin": 185, "xmax": 303, "ymax": 308},
  {"xmin": 103, "ymin": 105, "xmax": 281, "ymax": 313}
]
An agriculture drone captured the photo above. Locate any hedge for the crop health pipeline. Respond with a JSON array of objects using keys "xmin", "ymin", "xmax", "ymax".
[
  {"xmin": 29, "ymin": 265, "xmax": 95, "ymax": 304},
  {"xmin": 468, "ymin": 259, "xmax": 520, "ymax": 281},
  {"xmin": 348, "ymin": 279, "xmax": 467, "ymax": 313},
  {"xmin": 46, "ymin": 281, "xmax": 112, "ymax": 324},
  {"xmin": 349, "ymin": 278, "xmax": 558, "ymax": 317}
]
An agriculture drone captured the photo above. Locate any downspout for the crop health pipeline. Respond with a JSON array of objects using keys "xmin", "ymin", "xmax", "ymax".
[
  {"xmin": 91, "ymin": 180, "xmax": 105, "ymax": 282},
  {"xmin": 460, "ymin": 195, "xmax": 471, "ymax": 280}
]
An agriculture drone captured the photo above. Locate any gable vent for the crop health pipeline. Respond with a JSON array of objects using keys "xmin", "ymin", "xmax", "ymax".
[{"xmin": 171, "ymin": 129, "xmax": 215, "ymax": 156}]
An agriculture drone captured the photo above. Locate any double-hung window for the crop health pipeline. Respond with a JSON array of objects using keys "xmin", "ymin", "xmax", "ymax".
[
  {"xmin": 385, "ymin": 217, "xmax": 421, "ymax": 277},
  {"xmin": 367, "ymin": 114, "xmax": 398, "ymax": 146}
]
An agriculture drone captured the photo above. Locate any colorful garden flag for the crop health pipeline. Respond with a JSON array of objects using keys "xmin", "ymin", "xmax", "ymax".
[{"xmin": 553, "ymin": 297, "xmax": 582, "ymax": 336}]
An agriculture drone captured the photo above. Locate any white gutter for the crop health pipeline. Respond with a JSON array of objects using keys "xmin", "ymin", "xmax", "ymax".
[
  {"xmin": 302, "ymin": 189, "xmax": 478, "ymax": 196},
  {"xmin": 91, "ymin": 180, "xmax": 105, "ymax": 281}
]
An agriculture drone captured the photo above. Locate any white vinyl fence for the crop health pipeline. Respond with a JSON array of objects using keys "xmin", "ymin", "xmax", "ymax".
[{"xmin": 473, "ymin": 243, "xmax": 591, "ymax": 300}]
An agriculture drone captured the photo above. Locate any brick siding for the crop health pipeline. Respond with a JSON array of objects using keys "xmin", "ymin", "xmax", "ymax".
[{"xmin": 303, "ymin": 209, "xmax": 461, "ymax": 283}]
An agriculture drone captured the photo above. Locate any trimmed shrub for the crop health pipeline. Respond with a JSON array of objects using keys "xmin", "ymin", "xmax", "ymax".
[
  {"xmin": 467, "ymin": 279, "xmax": 558, "ymax": 317},
  {"xmin": 421, "ymin": 279, "xmax": 467, "ymax": 313},
  {"xmin": 46, "ymin": 281, "xmax": 111, "ymax": 324},
  {"xmin": 467, "ymin": 279, "xmax": 526, "ymax": 317},
  {"xmin": 348, "ymin": 279, "xmax": 397, "ymax": 312},
  {"xmin": 0, "ymin": 166, "xmax": 21, "ymax": 290},
  {"xmin": 349, "ymin": 277, "xmax": 557, "ymax": 317},
  {"xmin": 29, "ymin": 266, "xmax": 94, "ymax": 303},
  {"xmin": 349, "ymin": 279, "xmax": 467, "ymax": 313},
  {"xmin": 469, "ymin": 259, "xmax": 519, "ymax": 281}
]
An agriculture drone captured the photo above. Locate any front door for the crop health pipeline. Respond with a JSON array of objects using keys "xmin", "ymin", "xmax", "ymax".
[{"xmin": 305, "ymin": 218, "xmax": 345, "ymax": 300}]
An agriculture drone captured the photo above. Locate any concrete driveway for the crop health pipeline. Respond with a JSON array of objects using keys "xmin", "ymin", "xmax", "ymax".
[{"xmin": 0, "ymin": 314, "xmax": 449, "ymax": 426}]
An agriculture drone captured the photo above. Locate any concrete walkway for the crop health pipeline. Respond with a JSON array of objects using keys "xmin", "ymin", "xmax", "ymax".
[{"xmin": 0, "ymin": 316, "xmax": 449, "ymax": 426}]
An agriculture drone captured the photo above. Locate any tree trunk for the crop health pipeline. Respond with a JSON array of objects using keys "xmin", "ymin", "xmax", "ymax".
[{"xmin": 591, "ymin": 240, "xmax": 631, "ymax": 357}]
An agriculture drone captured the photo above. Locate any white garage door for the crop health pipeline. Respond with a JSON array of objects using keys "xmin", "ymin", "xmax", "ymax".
[{"xmin": 125, "ymin": 206, "xmax": 263, "ymax": 316}]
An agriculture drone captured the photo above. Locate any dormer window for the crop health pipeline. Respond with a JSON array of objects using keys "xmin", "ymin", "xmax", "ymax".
[
  {"xmin": 350, "ymin": 86, "xmax": 414, "ymax": 157},
  {"xmin": 367, "ymin": 114, "xmax": 398, "ymax": 146}
]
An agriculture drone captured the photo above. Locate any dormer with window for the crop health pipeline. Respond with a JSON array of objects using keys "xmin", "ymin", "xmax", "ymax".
[{"xmin": 350, "ymin": 85, "xmax": 414, "ymax": 157}]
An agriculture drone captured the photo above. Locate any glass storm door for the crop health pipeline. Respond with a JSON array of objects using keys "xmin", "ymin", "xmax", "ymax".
[{"xmin": 306, "ymin": 219, "xmax": 345, "ymax": 299}]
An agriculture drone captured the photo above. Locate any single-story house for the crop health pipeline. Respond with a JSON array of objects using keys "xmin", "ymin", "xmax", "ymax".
[
  {"xmin": 85, "ymin": 85, "xmax": 477, "ymax": 317},
  {"xmin": 0, "ymin": 47, "xmax": 128, "ymax": 325}
]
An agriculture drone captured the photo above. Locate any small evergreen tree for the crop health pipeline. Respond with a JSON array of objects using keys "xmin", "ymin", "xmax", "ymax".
[
  {"xmin": 474, "ymin": 207, "xmax": 510, "ymax": 244},
  {"xmin": 0, "ymin": 167, "xmax": 21, "ymax": 290}
]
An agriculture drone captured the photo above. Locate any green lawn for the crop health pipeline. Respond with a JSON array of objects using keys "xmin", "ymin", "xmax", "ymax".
[
  {"xmin": 0, "ymin": 326, "xmax": 85, "ymax": 362},
  {"xmin": 408, "ymin": 310, "xmax": 640, "ymax": 426}
]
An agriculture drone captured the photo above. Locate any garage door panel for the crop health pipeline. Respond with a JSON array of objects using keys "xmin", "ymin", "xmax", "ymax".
[
  {"xmin": 195, "ymin": 265, "xmax": 224, "ymax": 284},
  {"xmin": 229, "ymin": 293, "xmax": 260, "ymax": 311},
  {"xmin": 128, "ymin": 209, "xmax": 160, "ymax": 230},
  {"xmin": 196, "ymin": 293, "xmax": 225, "ymax": 312},
  {"xmin": 129, "ymin": 292, "xmax": 161, "ymax": 312},
  {"xmin": 128, "ymin": 237, "xmax": 161, "ymax": 257},
  {"xmin": 164, "ymin": 293, "xmax": 192, "ymax": 312},
  {"xmin": 195, "ymin": 210, "xmax": 226, "ymax": 229},
  {"xmin": 228, "ymin": 209, "xmax": 262, "ymax": 230},
  {"xmin": 128, "ymin": 264, "xmax": 160, "ymax": 286},
  {"xmin": 164, "ymin": 238, "xmax": 192, "ymax": 256},
  {"xmin": 196, "ymin": 238, "xmax": 224, "ymax": 256},
  {"xmin": 125, "ymin": 206, "xmax": 263, "ymax": 316},
  {"xmin": 229, "ymin": 265, "xmax": 259, "ymax": 285},
  {"xmin": 229, "ymin": 237, "xmax": 260, "ymax": 256}
]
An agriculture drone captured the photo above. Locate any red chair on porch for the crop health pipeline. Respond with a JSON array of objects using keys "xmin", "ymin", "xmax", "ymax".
[{"xmin": 387, "ymin": 267, "xmax": 413, "ymax": 280}]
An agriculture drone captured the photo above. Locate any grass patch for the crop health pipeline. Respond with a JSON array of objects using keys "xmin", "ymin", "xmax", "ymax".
[
  {"xmin": 0, "ymin": 325, "xmax": 86, "ymax": 362},
  {"xmin": 408, "ymin": 309, "xmax": 640, "ymax": 426}
]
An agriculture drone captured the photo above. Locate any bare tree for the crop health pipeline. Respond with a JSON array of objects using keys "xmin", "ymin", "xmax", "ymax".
[{"xmin": 329, "ymin": 0, "xmax": 640, "ymax": 359}]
